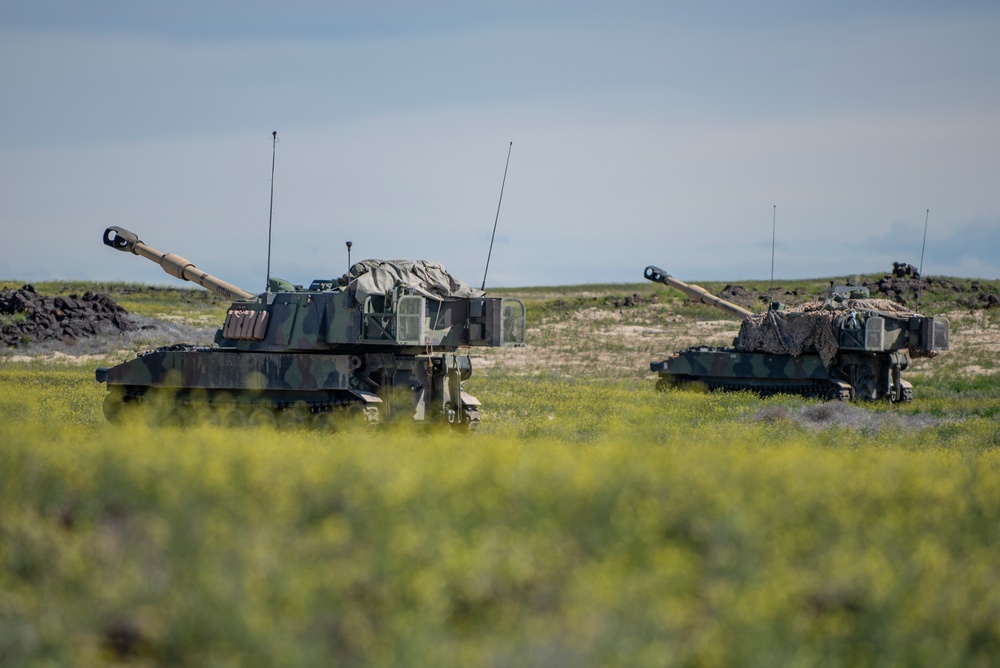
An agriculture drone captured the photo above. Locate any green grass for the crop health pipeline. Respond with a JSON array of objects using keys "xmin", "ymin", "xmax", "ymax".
[
  {"xmin": 2, "ymin": 364, "xmax": 1000, "ymax": 666},
  {"xmin": 0, "ymin": 311, "xmax": 29, "ymax": 328},
  {"xmin": 1, "ymin": 274, "xmax": 999, "ymax": 666}
]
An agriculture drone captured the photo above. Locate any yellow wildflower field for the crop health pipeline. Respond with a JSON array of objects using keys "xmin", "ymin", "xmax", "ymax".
[{"xmin": 2, "ymin": 362, "xmax": 999, "ymax": 666}]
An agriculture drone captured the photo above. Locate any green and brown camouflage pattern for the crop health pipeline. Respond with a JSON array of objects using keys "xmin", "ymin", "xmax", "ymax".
[
  {"xmin": 98, "ymin": 347, "xmax": 479, "ymax": 426},
  {"xmin": 651, "ymin": 347, "xmax": 910, "ymax": 401},
  {"xmin": 217, "ymin": 289, "xmax": 523, "ymax": 352},
  {"xmin": 96, "ymin": 227, "xmax": 525, "ymax": 427},
  {"xmin": 645, "ymin": 264, "xmax": 948, "ymax": 402}
]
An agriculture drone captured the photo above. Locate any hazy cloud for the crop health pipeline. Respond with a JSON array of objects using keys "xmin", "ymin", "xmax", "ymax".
[{"xmin": 1, "ymin": 2, "xmax": 997, "ymax": 288}]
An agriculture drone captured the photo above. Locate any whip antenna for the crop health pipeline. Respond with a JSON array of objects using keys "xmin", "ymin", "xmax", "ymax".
[
  {"xmin": 916, "ymin": 208, "xmax": 929, "ymax": 312},
  {"xmin": 769, "ymin": 204, "xmax": 776, "ymax": 308},
  {"xmin": 265, "ymin": 130, "xmax": 278, "ymax": 293},
  {"xmin": 481, "ymin": 141, "xmax": 513, "ymax": 291}
]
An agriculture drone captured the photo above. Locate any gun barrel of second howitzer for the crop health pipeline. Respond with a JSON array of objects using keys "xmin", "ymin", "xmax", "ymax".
[
  {"xmin": 103, "ymin": 226, "xmax": 255, "ymax": 301},
  {"xmin": 644, "ymin": 265, "xmax": 753, "ymax": 319}
]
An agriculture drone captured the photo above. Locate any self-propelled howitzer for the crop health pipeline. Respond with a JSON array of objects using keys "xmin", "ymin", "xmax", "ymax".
[
  {"xmin": 96, "ymin": 227, "xmax": 526, "ymax": 427},
  {"xmin": 644, "ymin": 265, "xmax": 948, "ymax": 402}
]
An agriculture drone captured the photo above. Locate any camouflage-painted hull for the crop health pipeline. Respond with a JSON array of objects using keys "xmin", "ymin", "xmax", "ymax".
[
  {"xmin": 96, "ymin": 345, "xmax": 481, "ymax": 427},
  {"xmin": 651, "ymin": 346, "xmax": 913, "ymax": 402}
]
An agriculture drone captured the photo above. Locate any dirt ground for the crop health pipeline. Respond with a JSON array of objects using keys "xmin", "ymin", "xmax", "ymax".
[
  {"xmin": 4, "ymin": 294, "xmax": 998, "ymax": 383},
  {"xmin": 473, "ymin": 303, "xmax": 1000, "ymax": 380}
]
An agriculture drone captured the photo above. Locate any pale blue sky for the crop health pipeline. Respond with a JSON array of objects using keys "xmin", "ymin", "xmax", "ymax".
[{"xmin": 2, "ymin": 1, "xmax": 998, "ymax": 291}]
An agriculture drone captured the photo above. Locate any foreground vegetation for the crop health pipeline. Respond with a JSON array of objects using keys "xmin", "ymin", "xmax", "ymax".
[
  {"xmin": 2, "ymin": 363, "xmax": 1000, "ymax": 666},
  {"xmin": 1, "ymin": 275, "xmax": 999, "ymax": 666}
]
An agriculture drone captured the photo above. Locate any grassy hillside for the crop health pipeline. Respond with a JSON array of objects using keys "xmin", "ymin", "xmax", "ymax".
[{"xmin": 1, "ymin": 277, "xmax": 999, "ymax": 666}]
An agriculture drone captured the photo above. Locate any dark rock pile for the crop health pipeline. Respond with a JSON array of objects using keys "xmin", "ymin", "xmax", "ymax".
[
  {"xmin": 612, "ymin": 293, "xmax": 659, "ymax": 308},
  {"xmin": 892, "ymin": 261, "xmax": 920, "ymax": 279},
  {"xmin": 964, "ymin": 281, "xmax": 1000, "ymax": 309},
  {"xmin": 718, "ymin": 284, "xmax": 752, "ymax": 300},
  {"xmin": 864, "ymin": 275, "xmax": 922, "ymax": 305},
  {"xmin": 0, "ymin": 284, "xmax": 136, "ymax": 347},
  {"xmin": 716, "ymin": 284, "xmax": 758, "ymax": 309},
  {"xmin": 863, "ymin": 267, "xmax": 1000, "ymax": 308}
]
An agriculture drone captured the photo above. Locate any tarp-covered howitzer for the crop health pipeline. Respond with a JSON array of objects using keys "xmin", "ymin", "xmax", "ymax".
[
  {"xmin": 96, "ymin": 226, "xmax": 526, "ymax": 427},
  {"xmin": 644, "ymin": 265, "xmax": 948, "ymax": 402}
]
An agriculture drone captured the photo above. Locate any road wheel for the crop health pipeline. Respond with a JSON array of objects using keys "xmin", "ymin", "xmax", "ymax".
[
  {"xmin": 249, "ymin": 407, "xmax": 277, "ymax": 428},
  {"xmin": 220, "ymin": 407, "xmax": 248, "ymax": 428},
  {"xmin": 102, "ymin": 390, "xmax": 130, "ymax": 423},
  {"xmin": 278, "ymin": 403, "xmax": 310, "ymax": 429},
  {"xmin": 311, "ymin": 410, "xmax": 338, "ymax": 431}
]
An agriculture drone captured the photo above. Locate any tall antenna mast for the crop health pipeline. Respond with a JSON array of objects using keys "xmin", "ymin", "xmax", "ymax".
[
  {"xmin": 265, "ymin": 130, "xmax": 278, "ymax": 293},
  {"xmin": 769, "ymin": 204, "xmax": 776, "ymax": 308},
  {"xmin": 481, "ymin": 141, "xmax": 513, "ymax": 292},
  {"xmin": 916, "ymin": 208, "xmax": 929, "ymax": 312}
]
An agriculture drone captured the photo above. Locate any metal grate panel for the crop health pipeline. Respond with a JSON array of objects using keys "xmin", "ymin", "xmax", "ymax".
[
  {"xmin": 396, "ymin": 295, "xmax": 426, "ymax": 345},
  {"xmin": 864, "ymin": 316, "xmax": 885, "ymax": 351},
  {"xmin": 501, "ymin": 299, "xmax": 527, "ymax": 346}
]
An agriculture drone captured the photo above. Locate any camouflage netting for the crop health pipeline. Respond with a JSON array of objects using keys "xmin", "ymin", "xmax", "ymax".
[
  {"xmin": 735, "ymin": 298, "xmax": 916, "ymax": 368},
  {"xmin": 341, "ymin": 260, "xmax": 484, "ymax": 301},
  {"xmin": 1, "ymin": 284, "xmax": 136, "ymax": 347}
]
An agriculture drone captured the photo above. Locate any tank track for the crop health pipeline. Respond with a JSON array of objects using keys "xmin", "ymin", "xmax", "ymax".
[
  {"xmin": 656, "ymin": 375, "xmax": 853, "ymax": 401},
  {"xmin": 103, "ymin": 387, "xmax": 481, "ymax": 430}
]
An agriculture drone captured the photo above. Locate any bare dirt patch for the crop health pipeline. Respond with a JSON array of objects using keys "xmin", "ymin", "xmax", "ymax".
[
  {"xmin": 751, "ymin": 400, "xmax": 940, "ymax": 432},
  {"xmin": 477, "ymin": 303, "xmax": 998, "ymax": 381}
]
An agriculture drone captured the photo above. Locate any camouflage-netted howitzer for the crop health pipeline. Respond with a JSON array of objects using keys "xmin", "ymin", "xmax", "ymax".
[
  {"xmin": 96, "ymin": 227, "xmax": 526, "ymax": 427},
  {"xmin": 644, "ymin": 265, "xmax": 948, "ymax": 402}
]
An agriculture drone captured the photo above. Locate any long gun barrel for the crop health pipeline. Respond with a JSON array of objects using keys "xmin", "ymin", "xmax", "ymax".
[
  {"xmin": 103, "ymin": 226, "xmax": 255, "ymax": 301},
  {"xmin": 644, "ymin": 265, "xmax": 753, "ymax": 319}
]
